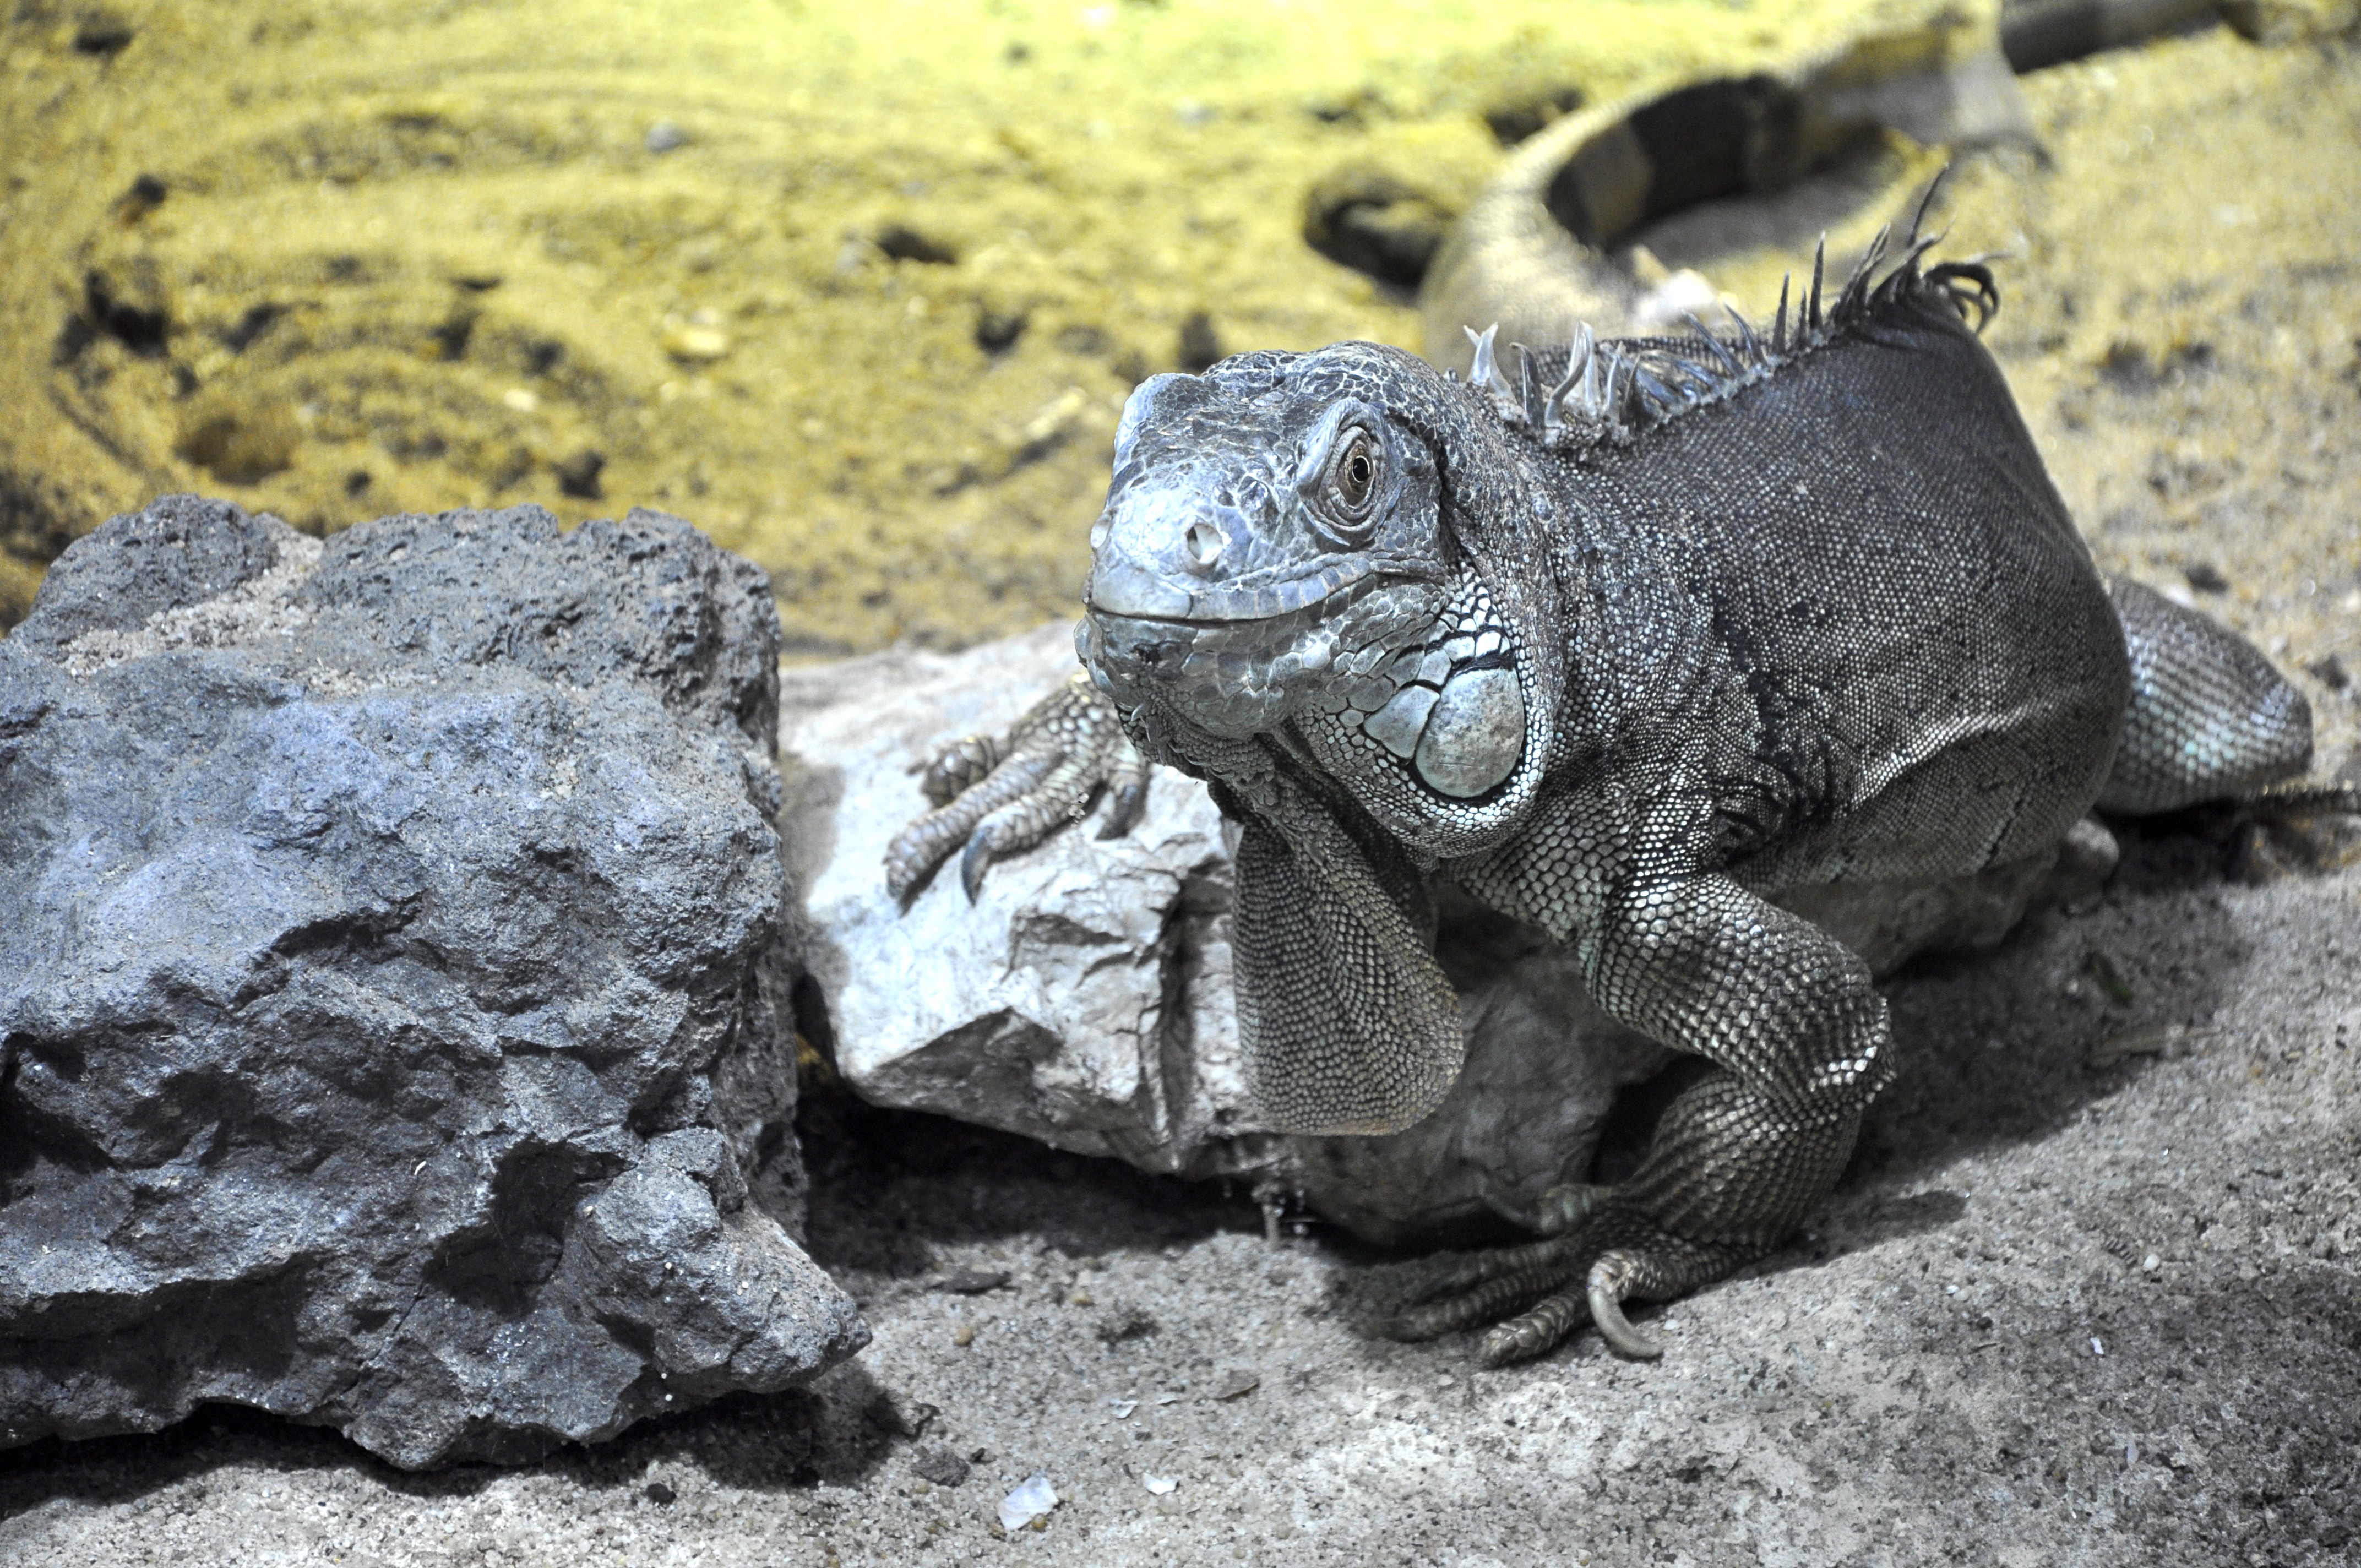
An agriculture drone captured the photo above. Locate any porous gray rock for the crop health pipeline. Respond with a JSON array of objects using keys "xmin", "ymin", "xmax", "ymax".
[
  {"xmin": 785, "ymin": 626, "xmax": 2120, "ymax": 1244},
  {"xmin": 0, "ymin": 495, "xmax": 865, "ymax": 1469}
]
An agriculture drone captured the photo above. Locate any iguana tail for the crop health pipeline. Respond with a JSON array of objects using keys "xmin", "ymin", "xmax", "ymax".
[{"xmin": 2098, "ymin": 576, "xmax": 2320, "ymax": 814}]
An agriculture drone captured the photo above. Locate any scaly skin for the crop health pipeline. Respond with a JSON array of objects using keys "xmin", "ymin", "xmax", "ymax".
[{"xmin": 890, "ymin": 230, "xmax": 2344, "ymax": 1364}]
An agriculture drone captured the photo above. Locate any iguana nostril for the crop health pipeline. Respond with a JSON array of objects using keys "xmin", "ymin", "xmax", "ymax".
[{"xmin": 1185, "ymin": 519, "xmax": 1226, "ymax": 568}]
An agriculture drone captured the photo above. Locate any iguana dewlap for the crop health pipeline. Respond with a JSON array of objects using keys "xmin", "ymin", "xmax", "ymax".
[{"xmin": 886, "ymin": 230, "xmax": 2324, "ymax": 1364}]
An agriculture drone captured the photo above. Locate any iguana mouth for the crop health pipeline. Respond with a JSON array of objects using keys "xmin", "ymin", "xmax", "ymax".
[{"xmin": 1086, "ymin": 552, "xmax": 1443, "ymax": 626}]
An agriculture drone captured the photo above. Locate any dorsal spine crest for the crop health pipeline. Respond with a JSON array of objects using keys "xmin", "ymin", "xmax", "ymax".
[{"xmin": 1462, "ymin": 218, "xmax": 2000, "ymax": 459}]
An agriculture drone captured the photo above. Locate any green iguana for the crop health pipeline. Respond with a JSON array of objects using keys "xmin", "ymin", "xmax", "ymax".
[{"xmin": 883, "ymin": 210, "xmax": 2348, "ymax": 1366}]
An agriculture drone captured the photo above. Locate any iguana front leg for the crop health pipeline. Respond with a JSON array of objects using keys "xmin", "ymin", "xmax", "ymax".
[
  {"xmin": 1417, "ymin": 854, "xmax": 1891, "ymax": 1363},
  {"xmin": 884, "ymin": 671, "xmax": 1148, "ymax": 901}
]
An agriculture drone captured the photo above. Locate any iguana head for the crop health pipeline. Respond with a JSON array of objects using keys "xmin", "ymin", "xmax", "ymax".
[
  {"xmin": 1079, "ymin": 341, "xmax": 1559, "ymax": 859},
  {"xmin": 1077, "ymin": 340, "xmax": 1571, "ymax": 1138}
]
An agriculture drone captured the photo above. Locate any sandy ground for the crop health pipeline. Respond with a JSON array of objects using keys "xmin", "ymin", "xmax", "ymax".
[
  {"xmin": 4, "ymin": 821, "xmax": 2361, "ymax": 1567},
  {"xmin": 0, "ymin": 0, "xmax": 1908, "ymax": 642},
  {"xmin": 6, "ymin": 15, "xmax": 2361, "ymax": 1568}
]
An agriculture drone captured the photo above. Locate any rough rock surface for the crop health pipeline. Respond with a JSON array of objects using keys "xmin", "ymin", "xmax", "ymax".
[
  {"xmin": 0, "ymin": 496, "xmax": 865, "ymax": 1469},
  {"xmin": 782, "ymin": 624, "xmax": 1260, "ymax": 1181},
  {"xmin": 783, "ymin": 625, "xmax": 2114, "ymax": 1243}
]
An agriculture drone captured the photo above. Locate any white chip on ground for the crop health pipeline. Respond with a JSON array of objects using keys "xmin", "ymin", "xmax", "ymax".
[
  {"xmin": 1108, "ymin": 1398, "xmax": 1137, "ymax": 1419},
  {"xmin": 998, "ymin": 1474, "xmax": 1058, "ymax": 1532},
  {"xmin": 1156, "ymin": 1393, "xmax": 1181, "ymax": 1406},
  {"xmin": 2091, "ymin": 1337, "xmax": 2106, "ymax": 1357},
  {"xmin": 1144, "ymin": 1476, "xmax": 1177, "ymax": 1496}
]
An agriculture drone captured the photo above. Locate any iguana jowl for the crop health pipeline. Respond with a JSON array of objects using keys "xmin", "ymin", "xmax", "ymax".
[{"xmin": 886, "ymin": 226, "xmax": 2329, "ymax": 1364}]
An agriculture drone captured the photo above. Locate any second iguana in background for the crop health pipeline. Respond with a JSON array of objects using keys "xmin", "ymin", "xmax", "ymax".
[{"xmin": 885, "ymin": 213, "xmax": 2346, "ymax": 1366}]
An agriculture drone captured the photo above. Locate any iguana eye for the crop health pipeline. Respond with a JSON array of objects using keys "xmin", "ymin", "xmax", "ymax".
[{"xmin": 1326, "ymin": 428, "xmax": 1383, "ymax": 530}]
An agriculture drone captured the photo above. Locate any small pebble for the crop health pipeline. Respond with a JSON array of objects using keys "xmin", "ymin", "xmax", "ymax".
[
  {"xmin": 643, "ymin": 1480, "xmax": 676, "ymax": 1505},
  {"xmin": 645, "ymin": 122, "xmax": 685, "ymax": 153},
  {"xmin": 1212, "ymin": 1368, "xmax": 1259, "ymax": 1400},
  {"xmin": 553, "ymin": 448, "xmax": 605, "ymax": 500},
  {"xmin": 953, "ymin": 1324, "xmax": 975, "ymax": 1347},
  {"xmin": 1178, "ymin": 311, "xmax": 1222, "ymax": 373},
  {"xmin": 663, "ymin": 325, "xmax": 730, "ymax": 363},
  {"xmin": 939, "ymin": 1268, "xmax": 1010, "ymax": 1295},
  {"xmin": 912, "ymin": 1446, "xmax": 970, "ymax": 1488}
]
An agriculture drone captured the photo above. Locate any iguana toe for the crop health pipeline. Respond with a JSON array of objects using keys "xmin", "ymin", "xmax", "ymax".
[
  {"xmin": 1391, "ymin": 1234, "xmax": 1588, "ymax": 1341},
  {"xmin": 1479, "ymin": 1290, "xmax": 1600, "ymax": 1366},
  {"xmin": 884, "ymin": 670, "xmax": 1148, "ymax": 902},
  {"xmin": 1401, "ymin": 1199, "xmax": 1755, "ymax": 1362}
]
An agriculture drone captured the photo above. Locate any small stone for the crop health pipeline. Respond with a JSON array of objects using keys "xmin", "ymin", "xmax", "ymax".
[
  {"xmin": 1068, "ymin": 1288, "xmax": 1095, "ymax": 1307},
  {"xmin": 2183, "ymin": 561, "xmax": 2231, "ymax": 594},
  {"xmin": 2306, "ymin": 652, "xmax": 2349, "ymax": 691},
  {"xmin": 173, "ymin": 398, "xmax": 299, "ymax": 486},
  {"xmin": 939, "ymin": 1268, "xmax": 1010, "ymax": 1295},
  {"xmin": 663, "ymin": 325, "xmax": 731, "ymax": 362},
  {"xmin": 71, "ymin": 14, "xmax": 134, "ymax": 55},
  {"xmin": 553, "ymin": 447, "xmax": 606, "ymax": 500},
  {"xmin": 1144, "ymin": 1474, "xmax": 1178, "ymax": 1495},
  {"xmin": 644, "ymin": 1481, "xmax": 677, "ymax": 1506},
  {"xmin": 1212, "ymin": 1368, "xmax": 1260, "ymax": 1401},
  {"xmin": 876, "ymin": 224, "xmax": 958, "ymax": 265},
  {"xmin": 912, "ymin": 1446, "xmax": 971, "ymax": 1488},
  {"xmin": 1095, "ymin": 1307, "xmax": 1158, "ymax": 1344},
  {"xmin": 953, "ymin": 1324, "xmax": 976, "ymax": 1347},
  {"xmin": 975, "ymin": 308, "xmax": 1027, "ymax": 355},
  {"xmin": 645, "ymin": 122, "xmax": 686, "ymax": 153},
  {"xmin": 1178, "ymin": 311, "xmax": 1223, "ymax": 373}
]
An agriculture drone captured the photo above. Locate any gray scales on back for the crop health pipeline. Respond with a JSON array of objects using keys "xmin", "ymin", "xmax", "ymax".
[{"xmin": 883, "ymin": 213, "xmax": 2354, "ymax": 1366}]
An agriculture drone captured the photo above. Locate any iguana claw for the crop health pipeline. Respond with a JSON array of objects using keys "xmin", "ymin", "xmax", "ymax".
[
  {"xmin": 1584, "ymin": 1277, "xmax": 1662, "ymax": 1361},
  {"xmin": 1395, "ymin": 1188, "xmax": 1748, "ymax": 1365},
  {"xmin": 885, "ymin": 669, "xmax": 1148, "ymax": 902}
]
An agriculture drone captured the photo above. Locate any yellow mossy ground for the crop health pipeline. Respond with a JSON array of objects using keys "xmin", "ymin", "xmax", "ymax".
[
  {"xmin": 0, "ymin": 0, "xmax": 1971, "ymax": 648},
  {"xmin": 0, "ymin": 2, "xmax": 2355, "ymax": 774}
]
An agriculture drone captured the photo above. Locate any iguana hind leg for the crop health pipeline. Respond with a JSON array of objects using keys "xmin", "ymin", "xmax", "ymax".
[{"xmin": 1426, "ymin": 856, "xmax": 1892, "ymax": 1360}]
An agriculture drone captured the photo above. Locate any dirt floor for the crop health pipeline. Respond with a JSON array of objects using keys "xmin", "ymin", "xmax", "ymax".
[
  {"xmin": 6, "ymin": 9, "xmax": 2361, "ymax": 1568},
  {"xmin": 6, "ymin": 825, "xmax": 2361, "ymax": 1567}
]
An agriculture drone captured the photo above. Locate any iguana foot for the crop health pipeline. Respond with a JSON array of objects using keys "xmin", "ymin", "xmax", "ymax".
[
  {"xmin": 883, "ymin": 671, "xmax": 1149, "ymax": 901},
  {"xmin": 1392, "ymin": 1190, "xmax": 1749, "ymax": 1364}
]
